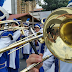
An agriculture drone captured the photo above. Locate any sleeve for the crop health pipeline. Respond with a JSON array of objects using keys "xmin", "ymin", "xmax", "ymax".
[
  {"xmin": 42, "ymin": 49, "xmax": 55, "ymax": 72},
  {"xmin": 3, "ymin": 51, "xmax": 8, "ymax": 61},
  {"xmin": 25, "ymin": 30, "xmax": 29, "ymax": 36},
  {"xmin": 12, "ymin": 30, "xmax": 21, "ymax": 42}
]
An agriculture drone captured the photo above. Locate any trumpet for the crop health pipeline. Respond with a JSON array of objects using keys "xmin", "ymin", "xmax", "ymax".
[{"xmin": 20, "ymin": 7, "xmax": 72, "ymax": 72}]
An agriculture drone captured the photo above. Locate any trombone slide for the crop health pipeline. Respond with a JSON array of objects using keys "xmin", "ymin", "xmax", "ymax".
[
  {"xmin": 0, "ymin": 34, "xmax": 43, "ymax": 54},
  {"xmin": 8, "ymin": 43, "xmax": 29, "ymax": 55},
  {"xmin": 20, "ymin": 54, "xmax": 53, "ymax": 72}
]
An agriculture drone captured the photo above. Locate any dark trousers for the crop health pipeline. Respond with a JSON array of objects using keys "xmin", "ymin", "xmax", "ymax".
[
  {"xmin": 23, "ymin": 54, "xmax": 29, "ymax": 59},
  {"xmin": 7, "ymin": 67, "xmax": 18, "ymax": 72}
]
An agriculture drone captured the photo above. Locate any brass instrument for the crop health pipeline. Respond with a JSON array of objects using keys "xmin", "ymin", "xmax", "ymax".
[
  {"xmin": 20, "ymin": 7, "xmax": 72, "ymax": 72},
  {"xmin": 8, "ymin": 43, "xmax": 29, "ymax": 55},
  {"xmin": 44, "ymin": 7, "xmax": 72, "ymax": 63},
  {"xmin": 37, "ymin": 32, "xmax": 44, "ymax": 43},
  {"xmin": 21, "ymin": 54, "xmax": 52, "ymax": 72},
  {"xmin": 29, "ymin": 27, "xmax": 44, "ymax": 43},
  {"xmin": 0, "ymin": 34, "xmax": 43, "ymax": 53},
  {"xmin": 1, "ymin": 7, "xmax": 72, "ymax": 72},
  {"xmin": 0, "ymin": 20, "xmax": 25, "ymax": 35}
]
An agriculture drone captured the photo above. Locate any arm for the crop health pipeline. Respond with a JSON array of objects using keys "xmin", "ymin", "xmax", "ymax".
[
  {"xmin": 43, "ymin": 49, "xmax": 55, "ymax": 72},
  {"xmin": 12, "ymin": 30, "xmax": 21, "ymax": 42}
]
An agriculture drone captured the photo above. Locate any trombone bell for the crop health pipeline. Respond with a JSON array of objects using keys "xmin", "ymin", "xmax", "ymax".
[
  {"xmin": 60, "ymin": 19, "xmax": 72, "ymax": 45},
  {"xmin": 43, "ymin": 7, "xmax": 72, "ymax": 63}
]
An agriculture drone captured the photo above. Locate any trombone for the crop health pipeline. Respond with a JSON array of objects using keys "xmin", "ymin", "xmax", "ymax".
[
  {"xmin": 20, "ymin": 7, "xmax": 72, "ymax": 72},
  {"xmin": 0, "ymin": 33, "xmax": 43, "ymax": 53},
  {"xmin": 1, "ymin": 7, "xmax": 72, "ymax": 72},
  {"xmin": 8, "ymin": 31, "xmax": 42, "ymax": 55},
  {"xmin": 0, "ymin": 20, "xmax": 26, "ymax": 35}
]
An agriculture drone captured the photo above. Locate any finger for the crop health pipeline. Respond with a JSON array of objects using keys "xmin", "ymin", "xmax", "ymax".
[
  {"xmin": 26, "ymin": 57, "xmax": 42, "ymax": 66},
  {"xmin": 29, "ymin": 68, "xmax": 39, "ymax": 72},
  {"xmin": 33, "ymin": 68, "xmax": 39, "ymax": 72},
  {"xmin": 39, "ymin": 53, "xmax": 43, "ymax": 57}
]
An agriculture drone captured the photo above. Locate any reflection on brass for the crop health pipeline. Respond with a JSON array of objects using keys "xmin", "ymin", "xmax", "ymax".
[
  {"xmin": 60, "ymin": 18, "xmax": 72, "ymax": 46},
  {"xmin": 43, "ymin": 7, "xmax": 72, "ymax": 63}
]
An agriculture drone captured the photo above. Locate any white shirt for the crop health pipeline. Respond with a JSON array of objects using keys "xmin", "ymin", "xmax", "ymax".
[
  {"xmin": 43, "ymin": 48, "xmax": 72, "ymax": 72},
  {"xmin": 23, "ymin": 30, "xmax": 30, "ymax": 54},
  {"xmin": 43, "ymin": 49, "xmax": 55, "ymax": 72},
  {"xmin": 9, "ymin": 30, "xmax": 21, "ymax": 69}
]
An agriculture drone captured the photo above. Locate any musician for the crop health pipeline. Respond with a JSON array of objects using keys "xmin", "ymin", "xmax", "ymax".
[
  {"xmin": 0, "ymin": 7, "xmax": 13, "ymax": 72},
  {"xmin": 0, "ymin": 27, "xmax": 13, "ymax": 72},
  {"xmin": 31, "ymin": 24, "xmax": 45, "ymax": 54},
  {"xmin": 7, "ymin": 19, "xmax": 21, "ymax": 72},
  {"xmin": 26, "ymin": 3, "xmax": 72, "ymax": 72},
  {"xmin": 31, "ymin": 24, "xmax": 41, "ymax": 54},
  {"xmin": 22, "ymin": 23, "xmax": 30, "ymax": 60},
  {"xmin": 26, "ymin": 45, "xmax": 72, "ymax": 72}
]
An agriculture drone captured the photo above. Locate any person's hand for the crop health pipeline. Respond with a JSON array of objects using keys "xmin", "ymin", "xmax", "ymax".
[{"xmin": 26, "ymin": 53, "xmax": 43, "ymax": 72}]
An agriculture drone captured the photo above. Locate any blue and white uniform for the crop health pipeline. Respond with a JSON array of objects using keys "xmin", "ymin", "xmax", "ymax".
[
  {"xmin": 32, "ymin": 40, "xmax": 41, "ymax": 54},
  {"xmin": 42, "ymin": 48, "xmax": 72, "ymax": 72},
  {"xmin": 22, "ymin": 29, "xmax": 30, "ymax": 59},
  {"xmin": 0, "ymin": 31, "xmax": 13, "ymax": 72},
  {"xmin": 23, "ymin": 30, "xmax": 30, "ymax": 54},
  {"xmin": 0, "ymin": 30, "xmax": 4, "ymax": 34},
  {"xmin": 39, "ymin": 28, "xmax": 45, "ymax": 54},
  {"xmin": 32, "ymin": 24, "xmax": 44, "ymax": 54},
  {"xmin": 42, "ymin": 49, "xmax": 55, "ymax": 72},
  {"xmin": 7, "ymin": 30, "xmax": 21, "ymax": 72},
  {"xmin": 22, "ymin": 23, "xmax": 30, "ymax": 59},
  {"xmin": 0, "ymin": 6, "xmax": 10, "ymax": 72}
]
